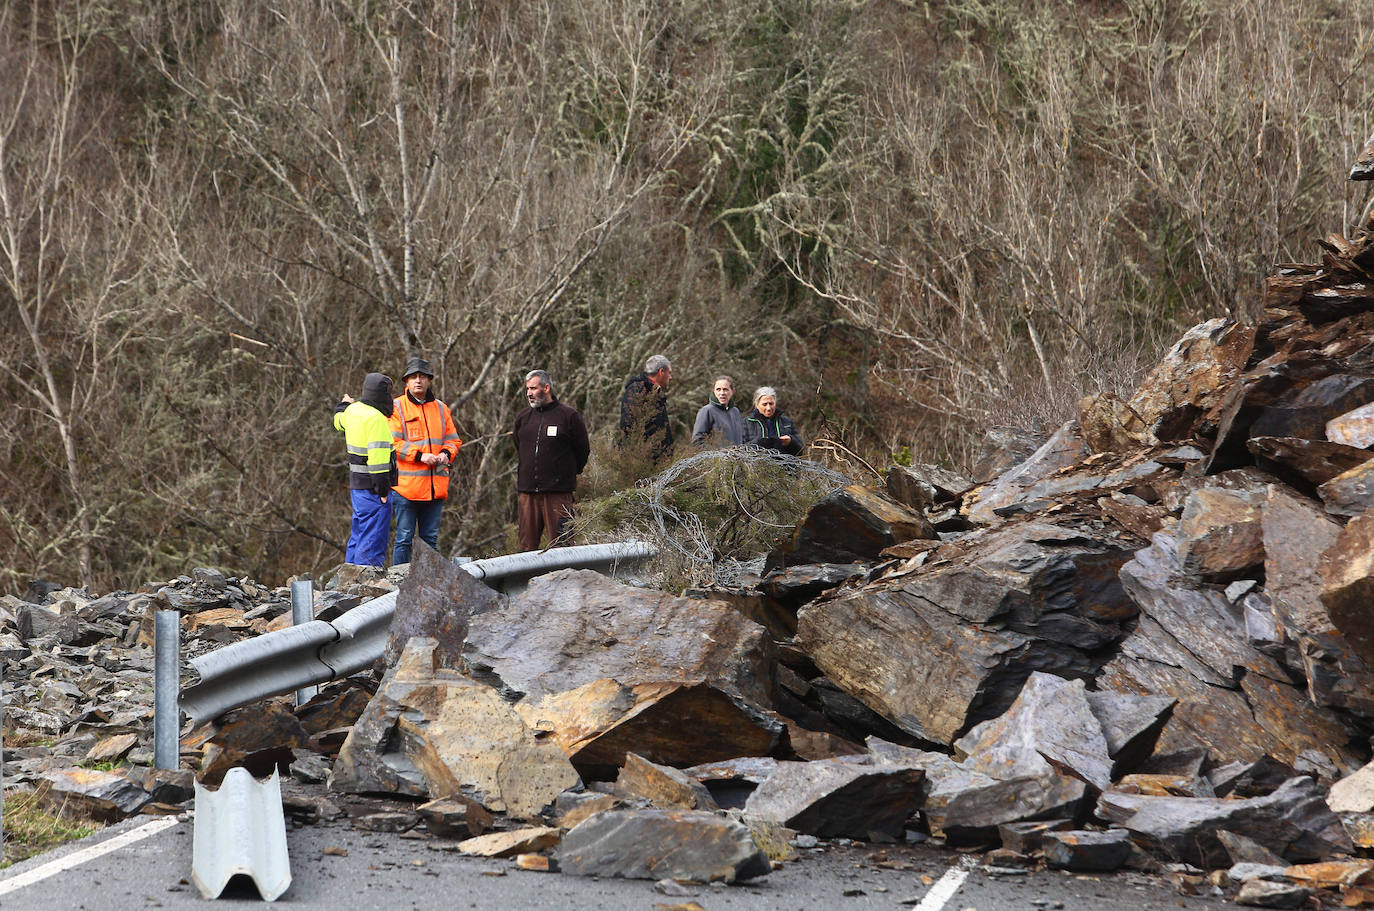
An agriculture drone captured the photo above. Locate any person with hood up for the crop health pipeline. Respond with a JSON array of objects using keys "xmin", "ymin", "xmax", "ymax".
[
  {"xmin": 691, "ymin": 375, "xmax": 744, "ymax": 445},
  {"xmin": 333, "ymin": 372, "xmax": 399, "ymax": 567},
  {"xmin": 742, "ymin": 386, "xmax": 804, "ymax": 456},
  {"xmin": 389, "ymin": 357, "xmax": 462, "ymax": 566}
]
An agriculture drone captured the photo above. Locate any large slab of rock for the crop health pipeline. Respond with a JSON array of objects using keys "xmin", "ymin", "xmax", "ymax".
[
  {"xmin": 885, "ymin": 464, "xmax": 969, "ymax": 511},
  {"xmin": 1328, "ymin": 400, "xmax": 1374, "ymax": 448},
  {"xmin": 1098, "ymin": 531, "xmax": 1358, "ymax": 770},
  {"xmin": 758, "ymin": 563, "xmax": 867, "ymax": 610},
  {"xmin": 558, "ymin": 809, "xmax": 770, "ymax": 882},
  {"xmin": 37, "ymin": 767, "xmax": 151, "ymax": 821},
  {"xmin": 1326, "ymin": 760, "xmax": 1374, "ymax": 814},
  {"xmin": 1079, "ymin": 392, "xmax": 1152, "ymax": 453},
  {"xmin": 1264, "ymin": 486, "xmax": 1341, "ymax": 634},
  {"xmin": 463, "ymin": 570, "xmax": 775, "ymax": 708},
  {"xmin": 1118, "ymin": 532, "xmax": 1289, "ymax": 687},
  {"xmin": 1318, "ymin": 458, "xmax": 1374, "ymax": 516},
  {"xmin": 953, "ymin": 673, "xmax": 1112, "ymax": 792},
  {"xmin": 769, "ymin": 485, "xmax": 935, "ymax": 568},
  {"xmin": 1251, "ymin": 373, "xmax": 1374, "ymax": 442},
  {"xmin": 332, "ymin": 638, "xmax": 580, "ymax": 817},
  {"xmin": 1098, "ymin": 776, "xmax": 1351, "ymax": 868},
  {"xmin": 194, "ymin": 699, "xmax": 310, "ymax": 785},
  {"xmin": 1261, "ymin": 486, "xmax": 1374, "ymax": 715},
  {"xmin": 1247, "ymin": 436, "xmax": 1373, "ymax": 486},
  {"xmin": 798, "ymin": 523, "xmax": 1137, "ymax": 746},
  {"xmin": 514, "ymin": 679, "xmax": 782, "ymax": 778},
  {"xmin": 866, "ymin": 738, "xmax": 1087, "ymax": 843},
  {"xmin": 457, "ymin": 827, "xmax": 561, "ymax": 857},
  {"xmin": 1126, "ymin": 318, "xmax": 1255, "ymax": 443},
  {"xmin": 385, "ymin": 540, "xmax": 500, "ymax": 669},
  {"xmin": 614, "ymin": 752, "xmax": 719, "ymax": 810},
  {"xmin": 1042, "ymin": 828, "xmax": 1134, "ymax": 872},
  {"xmin": 1085, "ymin": 691, "xmax": 1176, "ymax": 779},
  {"xmin": 742, "ymin": 757, "xmax": 924, "ymax": 840},
  {"xmin": 964, "ymin": 422, "xmax": 1084, "ymax": 524}
]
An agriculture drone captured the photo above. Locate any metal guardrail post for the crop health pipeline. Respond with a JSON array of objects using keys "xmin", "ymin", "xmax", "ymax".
[
  {"xmin": 154, "ymin": 610, "xmax": 180, "ymax": 770},
  {"xmin": 290, "ymin": 580, "xmax": 318, "ymax": 707}
]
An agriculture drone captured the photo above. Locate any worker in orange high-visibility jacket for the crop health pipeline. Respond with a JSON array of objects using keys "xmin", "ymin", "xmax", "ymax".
[{"xmin": 389, "ymin": 357, "xmax": 462, "ymax": 565}]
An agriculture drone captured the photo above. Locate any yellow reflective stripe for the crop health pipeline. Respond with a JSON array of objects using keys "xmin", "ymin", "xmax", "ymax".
[{"xmin": 350, "ymin": 463, "xmax": 390, "ymax": 474}]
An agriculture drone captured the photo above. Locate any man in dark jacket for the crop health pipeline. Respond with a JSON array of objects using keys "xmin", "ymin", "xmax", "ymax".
[
  {"xmin": 514, "ymin": 369, "xmax": 591, "ymax": 551},
  {"xmin": 618, "ymin": 353, "xmax": 673, "ymax": 462}
]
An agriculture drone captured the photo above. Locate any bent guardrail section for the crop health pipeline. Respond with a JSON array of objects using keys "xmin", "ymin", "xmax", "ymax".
[
  {"xmin": 192, "ymin": 768, "xmax": 291, "ymax": 901},
  {"xmin": 180, "ymin": 541, "xmax": 656, "ymax": 725}
]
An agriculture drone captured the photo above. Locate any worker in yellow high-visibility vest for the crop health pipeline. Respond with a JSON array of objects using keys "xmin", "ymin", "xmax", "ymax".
[{"xmin": 332, "ymin": 373, "xmax": 399, "ymax": 567}]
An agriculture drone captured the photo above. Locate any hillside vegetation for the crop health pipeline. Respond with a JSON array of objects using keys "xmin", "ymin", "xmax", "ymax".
[{"xmin": 2, "ymin": 0, "xmax": 1371, "ymax": 592}]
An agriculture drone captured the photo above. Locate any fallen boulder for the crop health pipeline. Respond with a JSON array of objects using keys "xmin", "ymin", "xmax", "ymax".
[
  {"xmin": 463, "ymin": 570, "xmax": 776, "ymax": 709},
  {"xmin": 742, "ymin": 757, "xmax": 924, "ymax": 841},
  {"xmin": 558, "ymin": 809, "xmax": 771, "ymax": 882},
  {"xmin": 1097, "ymin": 776, "xmax": 1351, "ymax": 868}
]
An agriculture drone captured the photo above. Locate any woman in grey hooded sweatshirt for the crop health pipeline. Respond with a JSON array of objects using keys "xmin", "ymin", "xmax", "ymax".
[{"xmin": 692, "ymin": 375, "xmax": 744, "ymax": 445}]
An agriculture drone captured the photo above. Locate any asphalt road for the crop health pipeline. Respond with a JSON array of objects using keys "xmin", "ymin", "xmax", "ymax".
[{"xmin": 0, "ymin": 810, "xmax": 1236, "ymax": 911}]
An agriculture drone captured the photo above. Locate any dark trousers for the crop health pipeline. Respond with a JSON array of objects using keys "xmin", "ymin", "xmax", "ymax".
[
  {"xmin": 346, "ymin": 490, "xmax": 391, "ymax": 567},
  {"xmin": 517, "ymin": 492, "xmax": 574, "ymax": 552},
  {"xmin": 392, "ymin": 494, "xmax": 443, "ymax": 565}
]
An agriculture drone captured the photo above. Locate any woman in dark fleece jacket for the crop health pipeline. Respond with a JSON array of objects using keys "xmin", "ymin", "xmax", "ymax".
[
  {"xmin": 742, "ymin": 386, "xmax": 803, "ymax": 456},
  {"xmin": 692, "ymin": 375, "xmax": 744, "ymax": 445}
]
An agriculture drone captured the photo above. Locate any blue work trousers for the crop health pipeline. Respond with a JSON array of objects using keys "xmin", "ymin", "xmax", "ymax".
[
  {"xmin": 392, "ymin": 494, "xmax": 444, "ymax": 565},
  {"xmin": 346, "ymin": 489, "xmax": 392, "ymax": 567}
]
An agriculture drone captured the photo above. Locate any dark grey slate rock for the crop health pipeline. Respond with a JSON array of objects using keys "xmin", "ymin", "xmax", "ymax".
[
  {"xmin": 1085, "ymin": 691, "xmax": 1176, "ymax": 779},
  {"xmin": 742, "ymin": 757, "xmax": 924, "ymax": 841},
  {"xmin": 1042, "ymin": 828, "xmax": 1134, "ymax": 872},
  {"xmin": 1097, "ymin": 776, "xmax": 1351, "ymax": 868},
  {"xmin": 558, "ymin": 809, "xmax": 770, "ymax": 882}
]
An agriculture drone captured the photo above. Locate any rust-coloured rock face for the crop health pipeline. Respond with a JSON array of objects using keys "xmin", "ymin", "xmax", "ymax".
[
  {"xmin": 1247, "ymin": 435, "xmax": 1373, "ymax": 486},
  {"xmin": 1176, "ymin": 487, "xmax": 1265, "ymax": 581},
  {"xmin": 1320, "ymin": 515, "xmax": 1374, "ymax": 667},
  {"xmin": 385, "ymin": 539, "xmax": 499, "ymax": 669},
  {"xmin": 1125, "ymin": 318, "xmax": 1255, "ymax": 442}
]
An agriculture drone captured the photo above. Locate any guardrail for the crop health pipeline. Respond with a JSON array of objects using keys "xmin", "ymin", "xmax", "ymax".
[{"xmin": 179, "ymin": 541, "xmax": 656, "ymax": 725}]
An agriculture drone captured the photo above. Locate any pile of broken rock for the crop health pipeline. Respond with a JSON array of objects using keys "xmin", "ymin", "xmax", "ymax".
[{"xmin": 15, "ymin": 225, "xmax": 1374, "ymax": 908}]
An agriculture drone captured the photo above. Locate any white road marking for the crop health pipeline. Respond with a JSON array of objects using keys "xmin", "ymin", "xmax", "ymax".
[
  {"xmin": 0, "ymin": 816, "xmax": 181, "ymax": 898},
  {"xmin": 912, "ymin": 856, "xmax": 976, "ymax": 911}
]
